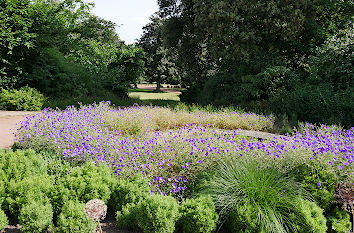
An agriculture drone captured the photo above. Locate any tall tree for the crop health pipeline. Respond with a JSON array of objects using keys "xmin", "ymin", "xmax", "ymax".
[{"xmin": 138, "ymin": 13, "xmax": 179, "ymax": 91}]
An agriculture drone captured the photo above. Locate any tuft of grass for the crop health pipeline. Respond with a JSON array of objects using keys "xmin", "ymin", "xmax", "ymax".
[{"xmin": 200, "ymin": 158, "xmax": 308, "ymax": 233}]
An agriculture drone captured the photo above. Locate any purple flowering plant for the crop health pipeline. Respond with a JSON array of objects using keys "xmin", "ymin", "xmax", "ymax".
[{"xmin": 15, "ymin": 102, "xmax": 353, "ymax": 195}]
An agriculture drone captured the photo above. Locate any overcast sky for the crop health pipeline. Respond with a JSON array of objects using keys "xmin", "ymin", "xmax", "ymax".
[{"xmin": 87, "ymin": 0, "xmax": 159, "ymax": 44}]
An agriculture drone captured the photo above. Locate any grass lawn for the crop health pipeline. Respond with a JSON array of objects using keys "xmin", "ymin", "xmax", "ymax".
[{"xmin": 128, "ymin": 90, "xmax": 180, "ymax": 101}]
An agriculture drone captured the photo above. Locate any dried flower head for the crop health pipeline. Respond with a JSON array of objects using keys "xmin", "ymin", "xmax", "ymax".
[{"xmin": 84, "ymin": 199, "xmax": 107, "ymax": 222}]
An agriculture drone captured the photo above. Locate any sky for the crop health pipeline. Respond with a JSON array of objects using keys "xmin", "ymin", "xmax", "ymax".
[{"xmin": 87, "ymin": 0, "xmax": 159, "ymax": 44}]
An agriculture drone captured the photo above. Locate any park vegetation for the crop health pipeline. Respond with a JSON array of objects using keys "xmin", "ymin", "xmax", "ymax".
[{"xmin": 0, "ymin": 0, "xmax": 353, "ymax": 232}]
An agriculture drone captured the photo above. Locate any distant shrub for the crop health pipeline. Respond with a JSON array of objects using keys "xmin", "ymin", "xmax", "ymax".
[
  {"xmin": 0, "ymin": 209, "xmax": 8, "ymax": 231},
  {"xmin": 28, "ymin": 48, "xmax": 98, "ymax": 98},
  {"xmin": 0, "ymin": 86, "xmax": 44, "ymax": 111},
  {"xmin": 18, "ymin": 199, "xmax": 53, "ymax": 233},
  {"xmin": 136, "ymin": 194, "xmax": 179, "ymax": 233},
  {"xmin": 177, "ymin": 195, "xmax": 218, "ymax": 233},
  {"xmin": 327, "ymin": 208, "xmax": 352, "ymax": 233},
  {"xmin": 57, "ymin": 200, "xmax": 96, "ymax": 233}
]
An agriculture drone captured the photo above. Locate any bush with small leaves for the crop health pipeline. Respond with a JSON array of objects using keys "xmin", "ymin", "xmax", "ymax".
[
  {"xmin": 327, "ymin": 208, "xmax": 351, "ymax": 233},
  {"xmin": 0, "ymin": 209, "xmax": 8, "ymax": 231},
  {"xmin": 136, "ymin": 194, "xmax": 179, "ymax": 233},
  {"xmin": 0, "ymin": 149, "xmax": 47, "ymax": 183},
  {"xmin": 291, "ymin": 198, "xmax": 327, "ymax": 233},
  {"xmin": 18, "ymin": 199, "xmax": 53, "ymax": 233},
  {"xmin": 177, "ymin": 195, "xmax": 218, "ymax": 233},
  {"xmin": 0, "ymin": 86, "xmax": 44, "ymax": 111},
  {"xmin": 6, "ymin": 175, "xmax": 54, "ymax": 216},
  {"xmin": 110, "ymin": 174, "xmax": 150, "ymax": 212},
  {"xmin": 116, "ymin": 202, "xmax": 141, "ymax": 231},
  {"xmin": 57, "ymin": 200, "xmax": 96, "ymax": 233},
  {"xmin": 56, "ymin": 162, "xmax": 114, "ymax": 211},
  {"xmin": 0, "ymin": 171, "xmax": 6, "ymax": 207}
]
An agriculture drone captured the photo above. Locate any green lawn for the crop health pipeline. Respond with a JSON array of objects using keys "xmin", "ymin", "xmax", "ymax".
[{"xmin": 128, "ymin": 90, "xmax": 180, "ymax": 101}]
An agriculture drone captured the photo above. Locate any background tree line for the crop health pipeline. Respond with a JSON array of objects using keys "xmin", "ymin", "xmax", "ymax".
[
  {"xmin": 0, "ymin": 0, "xmax": 144, "ymax": 98},
  {"xmin": 140, "ymin": 0, "xmax": 353, "ymax": 127}
]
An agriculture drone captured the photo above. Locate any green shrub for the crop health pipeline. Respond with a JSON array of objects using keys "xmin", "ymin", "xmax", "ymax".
[
  {"xmin": 291, "ymin": 198, "xmax": 327, "ymax": 233},
  {"xmin": 110, "ymin": 175, "xmax": 150, "ymax": 212},
  {"xmin": 288, "ymin": 163, "xmax": 337, "ymax": 212},
  {"xmin": 6, "ymin": 175, "xmax": 54, "ymax": 216},
  {"xmin": 56, "ymin": 162, "xmax": 114, "ymax": 210},
  {"xmin": 328, "ymin": 208, "xmax": 352, "ymax": 233},
  {"xmin": 116, "ymin": 202, "xmax": 141, "ymax": 231},
  {"xmin": 18, "ymin": 199, "xmax": 53, "ymax": 233},
  {"xmin": 0, "ymin": 209, "xmax": 8, "ymax": 231},
  {"xmin": 136, "ymin": 194, "xmax": 179, "ymax": 233},
  {"xmin": 0, "ymin": 171, "xmax": 6, "ymax": 207},
  {"xmin": 0, "ymin": 86, "xmax": 44, "ymax": 111},
  {"xmin": 0, "ymin": 149, "xmax": 47, "ymax": 183},
  {"xmin": 57, "ymin": 200, "xmax": 96, "ymax": 233},
  {"xmin": 178, "ymin": 195, "xmax": 218, "ymax": 233},
  {"xmin": 200, "ymin": 158, "xmax": 307, "ymax": 233},
  {"xmin": 225, "ymin": 201, "xmax": 261, "ymax": 233}
]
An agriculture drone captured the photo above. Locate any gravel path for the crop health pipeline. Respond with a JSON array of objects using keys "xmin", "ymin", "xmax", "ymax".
[{"xmin": 0, "ymin": 111, "xmax": 39, "ymax": 149}]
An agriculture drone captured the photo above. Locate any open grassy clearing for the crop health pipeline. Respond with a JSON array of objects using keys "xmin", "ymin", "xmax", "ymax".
[{"xmin": 128, "ymin": 91, "xmax": 180, "ymax": 101}]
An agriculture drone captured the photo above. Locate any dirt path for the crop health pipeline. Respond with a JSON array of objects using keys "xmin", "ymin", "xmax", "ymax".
[{"xmin": 0, "ymin": 111, "xmax": 39, "ymax": 149}]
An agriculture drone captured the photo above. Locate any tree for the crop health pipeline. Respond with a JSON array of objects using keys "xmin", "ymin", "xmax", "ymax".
[{"xmin": 138, "ymin": 13, "xmax": 180, "ymax": 91}]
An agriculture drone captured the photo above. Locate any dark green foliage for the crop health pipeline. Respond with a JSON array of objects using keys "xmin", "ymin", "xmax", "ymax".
[
  {"xmin": 57, "ymin": 200, "xmax": 96, "ymax": 233},
  {"xmin": 327, "ymin": 208, "xmax": 352, "ymax": 233},
  {"xmin": 110, "ymin": 175, "xmax": 150, "ymax": 212},
  {"xmin": 136, "ymin": 194, "xmax": 179, "ymax": 233},
  {"xmin": 28, "ymin": 48, "xmax": 98, "ymax": 98},
  {"xmin": 55, "ymin": 162, "xmax": 114, "ymax": 213},
  {"xmin": 0, "ymin": 86, "xmax": 44, "ymax": 111},
  {"xmin": 18, "ymin": 199, "xmax": 53, "ymax": 233},
  {"xmin": 291, "ymin": 198, "xmax": 327, "ymax": 233},
  {"xmin": 177, "ymin": 195, "xmax": 218, "ymax": 233},
  {"xmin": 157, "ymin": 0, "xmax": 354, "ymax": 127},
  {"xmin": 225, "ymin": 201, "xmax": 262, "ymax": 233},
  {"xmin": 1, "ymin": 0, "xmax": 145, "ymax": 99},
  {"xmin": 0, "ymin": 209, "xmax": 8, "ymax": 231},
  {"xmin": 0, "ymin": 0, "xmax": 35, "ymax": 89},
  {"xmin": 138, "ymin": 13, "xmax": 180, "ymax": 91}
]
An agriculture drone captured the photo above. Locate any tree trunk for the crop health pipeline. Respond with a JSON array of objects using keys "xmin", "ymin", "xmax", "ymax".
[{"xmin": 156, "ymin": 81, "xmax": 162, "ymax": 92}]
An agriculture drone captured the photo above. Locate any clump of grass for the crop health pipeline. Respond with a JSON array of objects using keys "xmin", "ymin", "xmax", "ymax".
[{"xmin": 199, "ymin": 157, "xmax": 308, "ymax": 233}]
